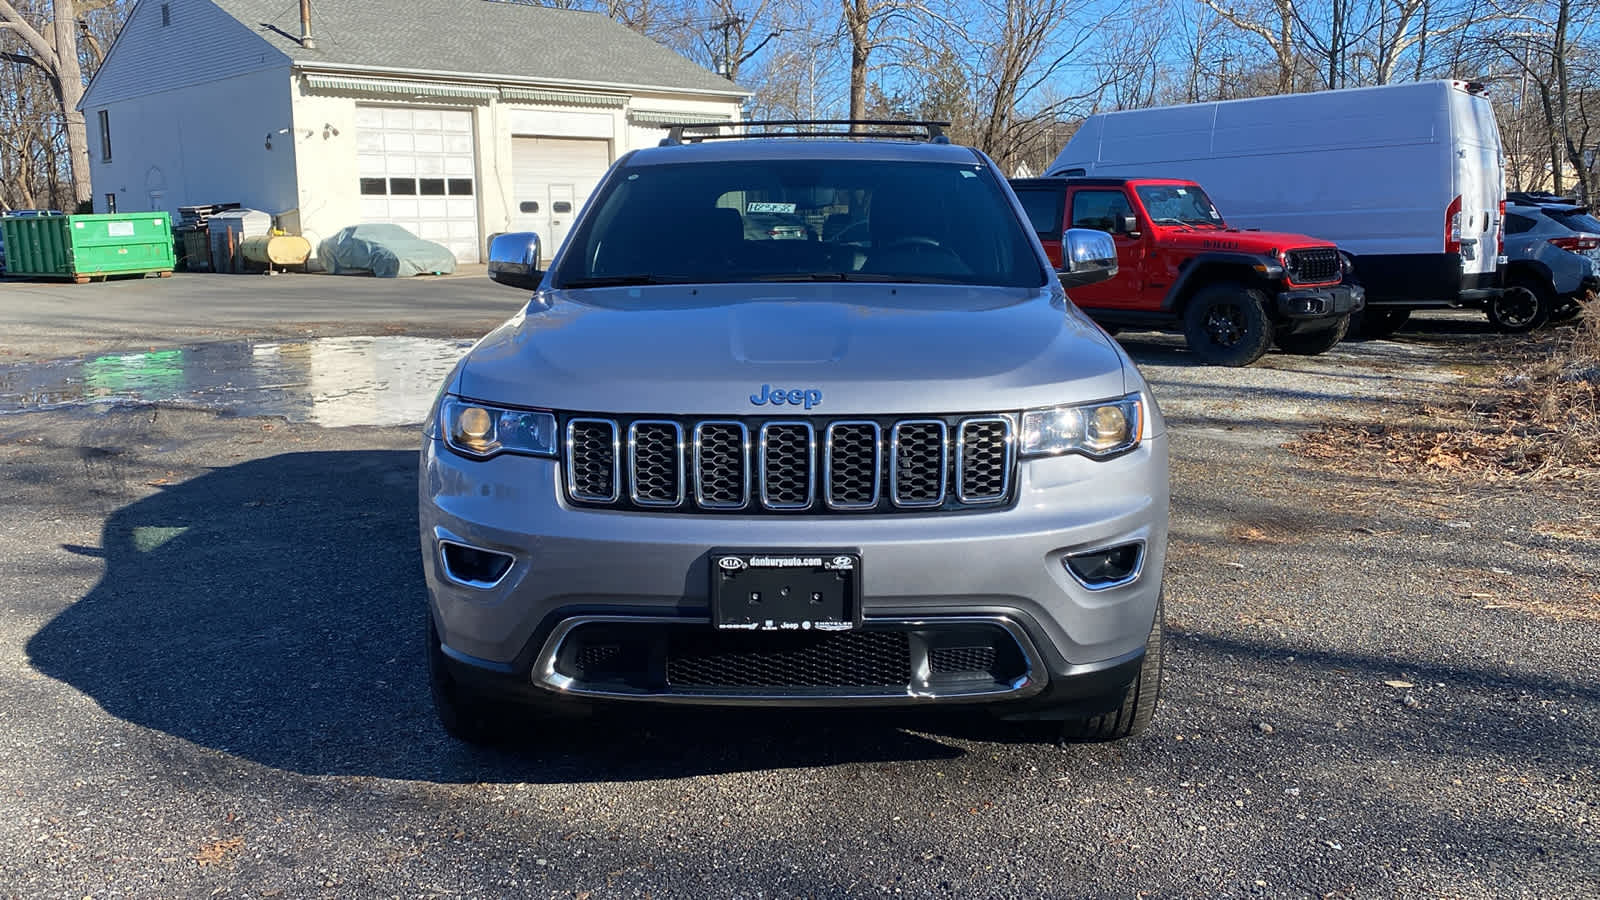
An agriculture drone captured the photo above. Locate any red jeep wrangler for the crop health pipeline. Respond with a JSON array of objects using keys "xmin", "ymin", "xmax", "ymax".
[{"xmin": 1010, "ymin": 177, "xmax": 1365, "ymax": 366}]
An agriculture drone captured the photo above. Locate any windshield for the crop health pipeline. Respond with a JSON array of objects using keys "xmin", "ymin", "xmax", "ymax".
[
  {"xmin": 551, "ymin": 159, "xmax": 1045, "ymax": 289},
  {"xmin": 1135, "ymin": 184, "xmax": 1225, "ymax": 228}
]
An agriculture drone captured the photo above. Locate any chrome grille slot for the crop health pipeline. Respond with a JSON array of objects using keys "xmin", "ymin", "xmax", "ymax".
[
  {"xmin": 891, "ymin": 420, "xmax": 947, "ymax": 508},
  {"xmin": 1286, "ymin": 247, "xmax": 1341, "ymax": 283},
  {"xmin": 825, "ymin": 421, "xmax": 881, "ymax": 509},
  {"xmin": 566, "ymin": 418, "xmax": 619, "ymax": 502},
  {"xmin": 760, "ymin": 422, "xmax": 815, "ymax": 510},
  {"xmin": 957, "ymin": 417, "xmax": 1011, "ymax": 504},
  {"xmin": 628, "ymin": 420, "xmax": 683, "ymax": 507},
  {"xmin": 694, "ymin": 421, "xmax": 749, "ymax": 509},
  {"xmin": 563, "ymin": 413, "xmax": 1012, "ymax": 513}
]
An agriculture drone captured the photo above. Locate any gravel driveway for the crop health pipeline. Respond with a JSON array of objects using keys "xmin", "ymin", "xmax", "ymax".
[{"xmin": 0, "ymin": 307, "xmax": 1595, "ymax": 898}]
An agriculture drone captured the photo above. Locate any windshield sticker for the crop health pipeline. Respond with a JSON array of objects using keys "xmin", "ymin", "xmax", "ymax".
[
  {"xmin": 960, "ymin": 170, "xmax": 976, "ymax": 178},
  {"xmin": 747, "ymin": 202, "xmax": 796, "ymax": 214},
  {"xmin": 1175, "ymin": 188, "xmax": 1187, "ymax": 195}
]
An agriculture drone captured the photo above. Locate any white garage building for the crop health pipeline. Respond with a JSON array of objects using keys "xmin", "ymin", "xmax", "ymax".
[{"xmin": 81, "ymin": 0, "xmax": 747, "ymax": 265}]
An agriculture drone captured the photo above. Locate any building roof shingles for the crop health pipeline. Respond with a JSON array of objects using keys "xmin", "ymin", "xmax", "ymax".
[{"xmin": 212, "ymin": 0, "xmax": 746, "ymax": 96}]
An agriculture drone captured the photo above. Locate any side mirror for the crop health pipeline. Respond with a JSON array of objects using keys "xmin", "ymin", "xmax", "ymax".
[
  {"xmin": 487, "ymin": 231, "xmax": 543, "ymax": 290},
  {"xmin": 1116, "ymin": 214, "xmax": 1139, "ymax": 235},
  {"xmin": 1057, "ymin": 227, "xmax": 1118, "ymax": 289}
]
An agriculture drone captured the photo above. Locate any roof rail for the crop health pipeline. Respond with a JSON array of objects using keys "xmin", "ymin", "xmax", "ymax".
[{"xmin": 660, "ymin": 119, "xmax": 952, "ymax": 146}]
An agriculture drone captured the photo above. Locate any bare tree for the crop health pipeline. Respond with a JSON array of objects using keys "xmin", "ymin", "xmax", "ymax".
[
  {"xmin": 841, "ymin": 0, "xmax": 918, "ymax": 118},
  {"xmin": 1197, "ymin": 0, "xmax": 1299, "ymax": 93},
  {"xmin": 0, "ymin": 0, "xmax": 93, "ymax": 208}
]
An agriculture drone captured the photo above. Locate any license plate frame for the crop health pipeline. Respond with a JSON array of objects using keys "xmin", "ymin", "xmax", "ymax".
[{"xmin": 709, "ymin": 549, "xmax": 861, "ymax": 632}]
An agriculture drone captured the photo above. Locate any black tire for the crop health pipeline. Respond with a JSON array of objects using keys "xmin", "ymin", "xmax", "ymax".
[
  {"xmin": 1181, "ymin": 283, "xmax": 1275, "ymax": 366},
  {"xmin": 1059, "ymin": 600, "xmax": 1164, "ymax": 743},
  {"xmin": 1350, "ymin": 307, "xmax": 1411, "ymax": 339},
  {"xmin": 1273, "ymin": 314, "xmax": 1351, "ymax": 355},
  {"xmin": 1487, "ymin": 279, "xmax": 1552, "ymax": 333},
  {"xmin": 427, "ymin": 614, "xmax": 509, "ymax": 746}
]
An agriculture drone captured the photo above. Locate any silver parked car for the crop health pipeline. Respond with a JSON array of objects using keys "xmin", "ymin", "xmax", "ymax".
[
  {"xmin": 1498, "ymin": 196, "xmax": 1600, "ymax": 331},
  {"xmin": 420, "ymin": 122, "xmax": 1170, "ymax": 745}
]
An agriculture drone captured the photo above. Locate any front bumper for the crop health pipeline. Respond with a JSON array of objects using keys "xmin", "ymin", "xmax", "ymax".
[
  {"xmin": 1275, "ymin": 283, "xmax": 1365, "ymax": 320},
  {"xmin": 420, "ymin": 431, "xmax": 1169, "ymax": 712}
]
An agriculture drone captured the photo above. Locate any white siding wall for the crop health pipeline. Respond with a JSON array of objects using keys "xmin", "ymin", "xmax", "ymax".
[
  {"xmin": 81, "ymin": 0, "xmax": 289, "ymax": 108},
  {"xmin": 89, "ymin": 67, "xmax": 299, "ymax": 218},
  {"xmin": 292, "ymin": 86, "xmax": 742, "ymax": 264}
]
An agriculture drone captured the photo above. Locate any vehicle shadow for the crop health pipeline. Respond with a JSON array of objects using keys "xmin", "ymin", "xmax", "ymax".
[{"xmin": 24, "ymin": 450, "xmax": 966, "ymax": 783}]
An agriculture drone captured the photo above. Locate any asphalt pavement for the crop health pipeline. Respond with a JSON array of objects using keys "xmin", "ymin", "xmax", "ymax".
[{"xmin": 0, "ymin": 280, "xmax": 1595, "ymax": 898}]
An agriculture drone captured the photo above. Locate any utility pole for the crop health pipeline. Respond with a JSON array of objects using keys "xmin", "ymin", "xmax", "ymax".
[{"xmin": 710, "ymin": 15, "xmax": 743, "ymax": 80}]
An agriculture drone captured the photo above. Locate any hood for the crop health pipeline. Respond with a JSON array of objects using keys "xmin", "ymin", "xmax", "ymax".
[
  {"xmin": 455, "ymin": 284, "xmax": 1129, "ymax": 417},
  {"xmin": 1162, "ymin": 227, "xmax": 1336, "ymax": 254}
]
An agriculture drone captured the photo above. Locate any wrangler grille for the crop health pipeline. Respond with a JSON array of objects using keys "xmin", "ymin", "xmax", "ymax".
[
  {"xmin": 1285, "ymin": 247, "xmax": 1341, "ymax": 284},
  {"xmin": 563, "ymin": 414, "xmax": 1015, "ymax": 514}
]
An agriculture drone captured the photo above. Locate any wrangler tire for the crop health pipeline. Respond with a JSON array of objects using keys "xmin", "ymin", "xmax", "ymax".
[
  {"xmin": 1182, "ymin": 283, "xmax": 1275, "ymax": 366},
  {"xmin": 1274, "ymin": 314, "xmax": 1350, "ymax": 355}
]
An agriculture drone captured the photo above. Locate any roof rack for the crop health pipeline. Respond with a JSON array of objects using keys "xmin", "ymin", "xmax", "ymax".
[{"xmin": 660, "ymin": 119, "xmax": 952, "ymax": 146}]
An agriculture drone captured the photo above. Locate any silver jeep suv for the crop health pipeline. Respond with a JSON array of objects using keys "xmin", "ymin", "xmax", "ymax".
[{"xmin": 420, "ymin": 121, "xmax": 1170, "ymax": 744}]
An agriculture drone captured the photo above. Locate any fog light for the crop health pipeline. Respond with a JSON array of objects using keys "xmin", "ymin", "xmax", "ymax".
[
  {"xmin": 440, "ymin": 540, "xmax": 514, "ymax": 588},
  {"xmin": 1064, "ymin": 542, "xmax": 1143, "ymax": 589}
]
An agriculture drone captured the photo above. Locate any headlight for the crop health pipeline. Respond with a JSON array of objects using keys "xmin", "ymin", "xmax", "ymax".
[
  {"xmin": 1020, "ymin": 394, "xmax": 1144, "ymax": 459},
  {"xmin": 441, "ymin": 396, "xmax": 557, "ymax": 459}
]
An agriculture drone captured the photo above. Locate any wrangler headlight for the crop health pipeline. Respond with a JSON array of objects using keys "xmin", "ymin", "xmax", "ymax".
[
  {"xmin": 441, "ymin": 396, "xmax": 558, "ymax": 459},
  {"xmin": 1020, "ymin": 394, "xmax": 1144, "ymax": 459}
]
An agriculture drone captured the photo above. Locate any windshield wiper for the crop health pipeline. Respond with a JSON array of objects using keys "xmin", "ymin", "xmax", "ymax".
[
  {"xmin": 752, "ymin": 272, "xmax": 849, "ymax": 282},
  {"xmin": 559, "ymin": 274, "xmax": 692, "ymax": 288},
  {"xmin": 1152, "ymin": 217, "xmax": 1196, "ymax": 231},
  {"xmin": 751, "ymin": 272, "xmax": 952, "ymax": 284}
]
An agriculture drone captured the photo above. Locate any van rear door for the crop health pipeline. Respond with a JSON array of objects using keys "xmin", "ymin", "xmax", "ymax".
[{"xmin": 1449, "ymin": 84, "xmax": 1506, "ymax": 284}]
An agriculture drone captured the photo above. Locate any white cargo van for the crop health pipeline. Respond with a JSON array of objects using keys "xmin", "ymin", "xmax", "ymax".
[{"xmin": 1047, "ymin": 80, "xmax": 1507, "ymax": 336}]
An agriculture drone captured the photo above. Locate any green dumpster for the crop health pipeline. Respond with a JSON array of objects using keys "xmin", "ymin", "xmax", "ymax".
[{"xmin": 0, "ymin": 212, "xmax": 176, "ymax": 282}]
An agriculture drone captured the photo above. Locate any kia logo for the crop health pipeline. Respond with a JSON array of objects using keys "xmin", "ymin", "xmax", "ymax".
[{"xmin": 718, "ymin": 557, "xmax": 746, "ymax": 571}]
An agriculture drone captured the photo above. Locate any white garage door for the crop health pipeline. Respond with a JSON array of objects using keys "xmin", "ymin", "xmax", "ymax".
[
  {"xmin": 356, "ymin": 106, "xmax": 480, "ymax": 263},
  {"xmin": 510, "ymin": 137, "xmax": 612, "ymax": 260}
]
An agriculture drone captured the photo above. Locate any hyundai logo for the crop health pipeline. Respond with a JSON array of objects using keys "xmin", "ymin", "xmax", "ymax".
[{"xmin": 750, "ymin": 384, "xmax": 822, "ymax": 410}]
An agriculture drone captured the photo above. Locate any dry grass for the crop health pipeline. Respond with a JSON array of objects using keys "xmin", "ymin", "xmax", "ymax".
[{"xmin": 1289, "ymin": 296, "xmax": 1600, "ymax": 482}]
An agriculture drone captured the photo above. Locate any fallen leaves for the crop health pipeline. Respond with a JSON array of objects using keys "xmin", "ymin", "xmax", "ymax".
[{"xmin": 193, "ymin": 836, "xmax": 243, "ymax": 867}]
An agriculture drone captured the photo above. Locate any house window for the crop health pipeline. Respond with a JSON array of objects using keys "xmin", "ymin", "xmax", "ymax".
[
  {"xmin": 104, "ymin": 193, "xmax": 117, "ymax": 213},
  {"xmin": 447, "ymin": 178, "xmax": 473, "ymax": 196},
  {"xmin": 388, "ymin": 178, "xmax": 416, "ymax": 195},
  {"xmin": 161, "ymin": 3, "xmax": 170, "ymax": 26},
  {"xmin": 359, "ymin": 178, "xmax": 387, "ymax": 195},
  {"xmin": 419, "ymin": 178, "xmax": 446, "ymax": 196},
  {"xmin": 97, "ymin": 110, "xmax": 111, "ymax": 161}
]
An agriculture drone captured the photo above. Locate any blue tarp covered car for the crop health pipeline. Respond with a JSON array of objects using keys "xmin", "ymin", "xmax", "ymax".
[{"xmin": 317, "ymin": 224, "xmax": 457, "ymax": 278}]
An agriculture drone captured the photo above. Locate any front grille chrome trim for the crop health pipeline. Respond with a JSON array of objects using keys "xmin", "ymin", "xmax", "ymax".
[
  {"xmin": 758, "ymin": 420, "xmax": 816, "ymax": 510},
  {"xmin": 823, "ymin": 420, "xmax": 882, "ymax": 510},
  {"xmin": 532, "ymin": 614, "xmax": 1047, "ymax": 705},
  {"xmin": 565, "ymin": 418, "xmax": 619, "ymax": 503},
  {"xmin": 692, "ymin": 421, "xmax": 750, "ymax": 510},
  {"xmin": 955, "ymin": 416, "xmax": 1014, "ymax": 505},
  {"xmin": 890, "ymin": 419, "xmax": 948, "ymax": 509},
  {"xmin": 627, "ymin": 419, "xmax": 684, "ymax": 508}
]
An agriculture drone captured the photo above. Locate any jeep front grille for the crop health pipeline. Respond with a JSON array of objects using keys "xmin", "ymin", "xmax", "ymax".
[
  {"xmin": 1285, "ymin": 247, "xmax": 1341, "ymax": 284},
  {"xmin": 563, "ymin": 413, "xmax": 1015, "ymax": 514}
]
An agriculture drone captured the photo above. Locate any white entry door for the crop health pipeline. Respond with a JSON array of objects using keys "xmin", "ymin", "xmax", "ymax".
[{"xmin": 510, "ymin": 137, "xmax": 611, "ymax": 259}]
